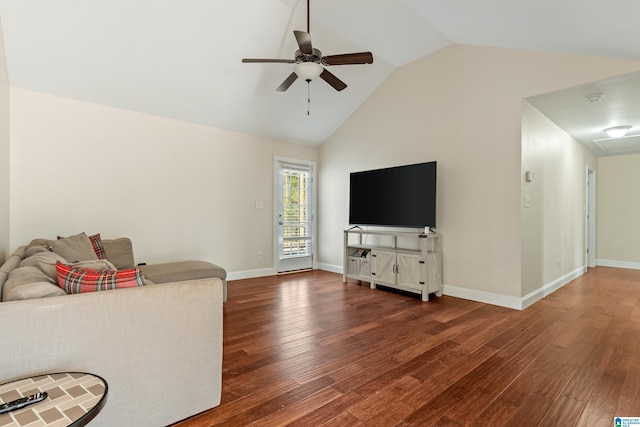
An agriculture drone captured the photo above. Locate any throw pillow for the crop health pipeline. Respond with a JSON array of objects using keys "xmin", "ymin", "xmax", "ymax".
[
  {"xmin": 57, "ymin": 233, "xmax": 106, "ymax": 260},
  {"xmin": 47, "ymin": 232, "xmax": 99, "ymax": 263},
  {"xmin": 3, "ymin": 282, "xmax": 67, "ymax": 301},
  {"xmin": 88, "ymin": 233, "xmax": 106, "ymax": 259},
  {"xmin": 56, "ymin": 262, "xmax": 145, "ymax": 294},
  {"xmin": 68, "ymin": 259, "xmax": 117, "ymax": 271},
  {"xmin": 101, "ymin": 237, "xmax": 135, "ymax": 269},
  {"xmin": 19, "ymin": 251, "xmax": 67, "ymax": 281},
  {"xmin": 2, "ymin": 266, "xmax": 58, "ymax": 301}
]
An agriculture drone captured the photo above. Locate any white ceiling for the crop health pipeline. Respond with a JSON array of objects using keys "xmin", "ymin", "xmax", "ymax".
[
  {"xmin": 0, "ymin": 0, "xmax": 639, "ymax": 148},
  {"xmin": 527, "ymin": 72, "xmax": 640, "ymax": 157}
]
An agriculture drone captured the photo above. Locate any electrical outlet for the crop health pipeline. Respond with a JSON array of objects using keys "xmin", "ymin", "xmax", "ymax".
[{"xmin": 257, "ymin": 252, "xmax": 263, "ymax": 260}]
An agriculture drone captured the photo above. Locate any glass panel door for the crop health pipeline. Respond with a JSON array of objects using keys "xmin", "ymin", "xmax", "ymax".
[{"xmin": 276, "ymin": 160, "xmax": 313, "ymax": 273}]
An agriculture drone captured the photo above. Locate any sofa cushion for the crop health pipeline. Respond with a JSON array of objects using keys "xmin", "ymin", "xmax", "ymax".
[
  {"xmin": 27, "ymin": 238, "xmax": 48, "ymax": 249},
  {"xmin": 19, "ymin": 251, "xmax": 67, "ymax": 280},
  {"xmin": 24, "ymin": 245, "xmax": 51, "ymax": 258},
  {"xmin": 2, "ymin": 266, "xmax": 63, "ymax": 301},
  {"xmin": 102, "ymin": 238, "xmax": 135, "ymax": 270},
  {"xmin": 0, "ymin": 252, "xmax": 23, "ymax": 275},
  {"xmin": 47, "ymin": 232, "xmax": 99, "ymax": 263},
  {"xmin": 0, "ymin": 248, "xmax": 28, "ymax": 297},
  {"xmin": 4, "ymin": 282, "xmax": 67, "ymax": 301},
  {"xmin": 56, "ymin": 262, "xmax": 145, "ymax": 294},
  {"xmin": 140, "ymin": 261, "xmax": 227, "ymax": 284}
]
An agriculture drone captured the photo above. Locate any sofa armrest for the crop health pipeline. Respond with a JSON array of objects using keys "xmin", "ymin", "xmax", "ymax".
[{"xmin": 0, "ymin": 278, "xmax": 223, "ymax": 427}]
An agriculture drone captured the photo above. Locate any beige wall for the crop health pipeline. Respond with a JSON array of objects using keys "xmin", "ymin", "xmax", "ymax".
[
  {"xmin": 319, "ymin": 44, "xmax": 640, "ymax": 305},
  {"xmin": 597, "ymin": 153, "xmax": 640, "ymax": 267},
  {"xmin": 9, "ymin": 88, "xmax": 318, "ymax": 278},
  {"xmin": 521, "ymin": 101, "xmax": 597, "ymax": 300},
  {"xmin": 0, "ymin": 22, "xmax": 9, "ymax": 264}
]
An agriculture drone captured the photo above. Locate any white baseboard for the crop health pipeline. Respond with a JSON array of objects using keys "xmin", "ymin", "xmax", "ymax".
[
  {"xmin": 597, "ymin": 259, "xmax": 640, "ymax": 270},
  {"xmin": 236, "ymin": 264, "xmax": 587, "ymax": 311},
  {"xmin": 317, "ymin": 262, "xmax": 342, "ymax": 274},
  {"xmin": 443, "ymin": 265, "xmax": 586, "ymax": 310},
  {"xmin": 443, "ymin": 284, "xmax": 524, "ymax": 310},
  {"xmin": 520, "ymin": 266, "xmax": 586, "ymax": 309},
  {"xmin": 227, "ymin": 267, "xmax": 276, "ymax": 281}
]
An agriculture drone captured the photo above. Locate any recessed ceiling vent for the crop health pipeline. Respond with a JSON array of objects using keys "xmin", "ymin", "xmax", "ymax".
[{"xmin": 594, "ymin": 134, "xmax": 640, "ymax": 153}]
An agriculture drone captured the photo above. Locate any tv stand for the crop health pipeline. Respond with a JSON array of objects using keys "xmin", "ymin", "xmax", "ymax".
[{"xmin": 343, "ymin": 229, "xmax": 442, "ymax": 301}]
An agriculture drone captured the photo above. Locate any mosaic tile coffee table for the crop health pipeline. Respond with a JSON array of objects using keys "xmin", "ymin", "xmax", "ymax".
[{"xmin": 0, "ymin": 372, "xmax": 107, "ymax": 427}]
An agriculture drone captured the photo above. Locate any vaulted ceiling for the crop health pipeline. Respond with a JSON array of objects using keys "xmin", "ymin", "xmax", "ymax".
[{"xmin": 1, "ymin": 0, "xmax": 639, "ymax": 148}]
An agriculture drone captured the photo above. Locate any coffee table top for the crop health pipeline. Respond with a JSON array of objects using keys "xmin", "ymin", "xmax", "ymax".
[{"xmin": 0, "ymin": 372, "xmax": 107, "ymax": 427}]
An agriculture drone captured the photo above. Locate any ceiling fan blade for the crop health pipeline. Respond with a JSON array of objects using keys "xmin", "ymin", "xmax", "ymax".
[
  {"xmin": 276, "ymin": 72, "xmax": 298, "ymax": 92},
  {"xmin": 323, "ymin": 52, "xmax": 374, "ymax": 66},
  {"xmin": 242, "ymin": 58, "xmax": 295, "ymax": 64},
  {"xmin": 294, "ymin": 30, "xmax": 313, "ymax": 55},
  {"xmin": 320, "ymin": 69, "xmax": 347, "ymax": 92}
]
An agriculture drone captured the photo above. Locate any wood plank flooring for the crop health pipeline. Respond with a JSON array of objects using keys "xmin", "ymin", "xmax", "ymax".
[{"xmin": 173, "ymin": 267, "xmax": 640, "ymax": 426}]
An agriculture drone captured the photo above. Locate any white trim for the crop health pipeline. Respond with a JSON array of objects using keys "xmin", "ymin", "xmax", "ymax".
[
  {"xmin": 274, "ymin": 156, "xmax": 318, "ymax": 272},
  {"xmin": 227, "ymin": 268, "xmax": 276, "ymax": 281},
  {"xmin": 318, "ymin": 263, "xmax": 342, "ymax": 274},
  {"xmin": 597, "ymin": 259, "xmax": 640, "ymax": 270},
  {"xmin": 442, "ymin": 284, "xmax": 523, "ymax": 310},
  {"xmin": 445, "ymin": 266, "xmax": 586, "ymax": 310},
  {"xmin": 585, "ymin": 166, "xmax": 596, "ymax": 268},
  {"xmin": 520, "ymin": 266, "xmax": 586, "ymax": 309},
  {"xmin": 261, "ymin": 264, "xmax": 592, "ymax": 310},
  {"xmin": 273, "ymin": 156, "xmax": 316, "ymax": 167}
]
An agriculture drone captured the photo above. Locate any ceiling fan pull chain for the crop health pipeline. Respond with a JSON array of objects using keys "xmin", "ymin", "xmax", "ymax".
[{"xmin": 307, "ymin": 80, "xmax": 312, "ymax": 115}]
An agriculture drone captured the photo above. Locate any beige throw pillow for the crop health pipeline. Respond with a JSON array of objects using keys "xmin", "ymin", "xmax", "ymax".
[
  {"xmin": 19, "ymin": 251, "xmax": 67, "ymax": 280},
  {"xmin": 46, "ymin": 232, "xmax": 98, "ymax": 263},
  {"xmin": 2, "ymin": 266, "xmax": 64, "ymax": 301}
]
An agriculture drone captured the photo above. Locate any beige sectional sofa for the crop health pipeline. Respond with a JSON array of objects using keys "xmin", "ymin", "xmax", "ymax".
[{"xmin": 0, "ymin": 233, "xmax": 226, "ymax": 427}]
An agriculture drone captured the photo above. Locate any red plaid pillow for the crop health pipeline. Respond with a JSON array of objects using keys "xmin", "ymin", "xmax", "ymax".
[
  {"xmin": 88, "ymin": 233, "xmax": 106, "ymax": 259},
  {"xmin": 56, "ymin": 262, "xmax": 145, "ymax": 294}
]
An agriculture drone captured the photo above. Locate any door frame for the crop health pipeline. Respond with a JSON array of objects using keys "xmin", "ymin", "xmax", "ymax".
[
  {"xmin": 585, "ymin": 166, "xmax": 596, "ymax": 268},
  {"xmin": 273, "ymin": 156, "xmax": 318, "ymax": 272}
]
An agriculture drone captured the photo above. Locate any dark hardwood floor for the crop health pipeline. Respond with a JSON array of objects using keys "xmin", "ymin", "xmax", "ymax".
[{"xmin": 174, "ymin": 267, "xmax": 640, "ymax": 426}]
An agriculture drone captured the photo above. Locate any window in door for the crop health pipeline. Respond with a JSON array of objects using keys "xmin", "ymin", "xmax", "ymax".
[{"xmin": 275, "ymin": 159, "xmax": 314, "ymax": 273}]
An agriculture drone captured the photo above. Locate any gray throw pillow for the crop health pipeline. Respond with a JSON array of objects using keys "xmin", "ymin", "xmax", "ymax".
[
  {"xmin": 102, "ymin": 238, "xmax": 135, "ymax": 269},
  {"xmin": 46, "ymin": 232, "xmax": 98, "ymax": 263}
]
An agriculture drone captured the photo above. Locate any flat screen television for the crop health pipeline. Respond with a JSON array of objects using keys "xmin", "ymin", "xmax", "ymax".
[{"xmin": 349, "ymin": 161, "xmax": 437, "ymax": 228}]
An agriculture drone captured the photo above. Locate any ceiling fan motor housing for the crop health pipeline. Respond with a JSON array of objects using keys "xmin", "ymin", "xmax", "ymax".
[{"xmin": 295, "ymin": 48, "xmax": 323, "ymax": 64}]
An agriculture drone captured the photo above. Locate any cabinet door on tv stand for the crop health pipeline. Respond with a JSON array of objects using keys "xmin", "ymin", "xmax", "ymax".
[
  {"xmin": 371, "ymin": 250, "xmax": 395, "ymax": 286},
  {"xmin": 396, "ymin": 253, "xmax": 422, "ymax": 291}
]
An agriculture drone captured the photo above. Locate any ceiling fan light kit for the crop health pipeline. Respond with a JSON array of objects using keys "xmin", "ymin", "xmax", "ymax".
[
  {"xmin": 242, "ymin": 0, "xmax": 373, "ymax": 101},
  {"xmin": 294, "ymin": 62, "xmax": 323, "ymax": 81}
]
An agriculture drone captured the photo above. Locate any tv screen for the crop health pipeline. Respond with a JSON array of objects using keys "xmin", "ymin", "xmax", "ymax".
[{"xmin": 349, "ymin": 161, "xmax": 437, "ymax": 228}]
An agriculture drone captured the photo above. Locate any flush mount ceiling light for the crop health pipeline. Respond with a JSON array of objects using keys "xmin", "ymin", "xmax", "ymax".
[
  {"xmin": 604, "ymin": 125, "xmax": 632, "ymax": 138},
  {"xmin": 294, "ymin": 62, "xmax": 323, "ymax": 81}
]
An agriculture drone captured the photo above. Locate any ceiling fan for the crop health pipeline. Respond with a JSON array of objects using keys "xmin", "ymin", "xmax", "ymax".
[{"xmin": 242, "ymin": 0, "xmax": 374, "ymax": 93}]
